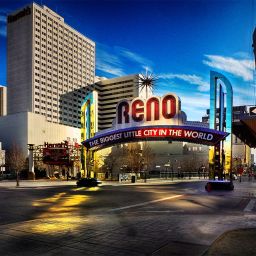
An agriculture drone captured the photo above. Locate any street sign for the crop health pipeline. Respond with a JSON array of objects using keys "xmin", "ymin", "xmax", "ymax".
[{"xmin": 250, "ymin": 106, "xmax": 256, "ymax": 116}]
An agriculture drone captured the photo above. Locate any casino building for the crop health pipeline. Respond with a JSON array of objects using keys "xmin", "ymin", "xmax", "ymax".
[
  {"xmin": 0, "ymin": 3, "xmax": 95, "ymax": 155},
  {"xmin": 7, "ymin": 3, "xmax": 95, "ymax": 125}
]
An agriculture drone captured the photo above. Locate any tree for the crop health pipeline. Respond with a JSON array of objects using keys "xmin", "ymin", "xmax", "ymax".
[
  {"xmin": 125, "ymin": 143, "xmax": 142, "ymax": 173},
  {"xmin": 141, "ymin": 142, "xmax": 155, "ymax": 173},
  {"xmin": 103, "ymin": 147, "xmax": 119, "ymax": 176},
  {"xmin": 102, "ymin": 143, "xmax": 155, "ymax": 179},
  {"xmin": 6, "ymin": 144, "xmax": 27, "ymax": 187}
]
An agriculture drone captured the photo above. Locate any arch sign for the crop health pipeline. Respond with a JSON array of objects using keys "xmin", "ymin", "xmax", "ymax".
[{"xmin": 81, "ymin": 93, "xmax": 228, "ymax": 150}]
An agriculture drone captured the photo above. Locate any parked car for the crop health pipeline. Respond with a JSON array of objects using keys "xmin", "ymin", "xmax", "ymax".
[{"xmin": 76, "ymin": 178, "xmax": 102, "ymax": 187}]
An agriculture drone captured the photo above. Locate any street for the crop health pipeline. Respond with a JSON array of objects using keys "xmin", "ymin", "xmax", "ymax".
[{"xmin": 0, "ymin": 179, "xmax": 256, "ymax": 255}]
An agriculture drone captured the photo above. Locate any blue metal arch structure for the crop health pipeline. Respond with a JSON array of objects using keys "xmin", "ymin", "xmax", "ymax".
[{"xmin": 209, "ymin": 71, "xmax": 233, "ymax": 178}]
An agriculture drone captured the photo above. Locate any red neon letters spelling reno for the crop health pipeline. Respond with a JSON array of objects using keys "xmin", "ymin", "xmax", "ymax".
[{"xmin": 117, "ymin": 94, "xmax": 178, "ymax": 124}]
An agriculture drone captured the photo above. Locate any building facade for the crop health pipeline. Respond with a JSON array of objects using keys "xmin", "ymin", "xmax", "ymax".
[
  {"xmin": 7, "ymin": 3, "xmax": 95, "ymax": 127},
  {"xmin": 0, "ymin": 112, "xmax": 81, "ymax": 155},
  {"xmin": 0, "ymin": 86, "xmax": 7, "ymax": 116}
]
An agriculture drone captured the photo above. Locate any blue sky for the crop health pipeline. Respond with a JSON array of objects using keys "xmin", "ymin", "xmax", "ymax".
[{"xmin": 0, "ymin": 0, "xmax": 255, "ymax": 121}]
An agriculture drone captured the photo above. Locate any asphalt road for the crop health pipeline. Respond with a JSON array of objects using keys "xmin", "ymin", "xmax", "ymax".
[{"xmin": 0, "ymin": 179, "xmax": 256, "ymax": 255}]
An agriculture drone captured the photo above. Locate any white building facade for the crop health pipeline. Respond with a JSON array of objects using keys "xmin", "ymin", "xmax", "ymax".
[
  {"xmin": 7, "ymin": 3, "xmax": 95, "ymax": 127},
  {"xmin": 0, "ymin": 112, "xmax": 80, "ymax": 155}
]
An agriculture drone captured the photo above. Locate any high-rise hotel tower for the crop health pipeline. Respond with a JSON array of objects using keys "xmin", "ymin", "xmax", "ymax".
[{"xmin": 7, "ymin": 3, "xmax": 95, "ymax": 127}]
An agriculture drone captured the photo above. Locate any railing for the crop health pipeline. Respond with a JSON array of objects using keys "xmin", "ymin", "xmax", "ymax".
[{"xmin": 157, "ymin": 171, "xmax": 209, "ymax": 180}]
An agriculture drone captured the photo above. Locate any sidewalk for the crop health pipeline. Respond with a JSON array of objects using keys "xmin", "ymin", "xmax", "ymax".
[
  {"xmin": 0, "ymin": 179, "xmax": 77, "ymax": 188},
  {"xmin": 203, "ymin": 228, "xmax": 256, "ymax": 256},
  {"xmin": 0, "ymin": 177, "xmax": 204, "ymax": 188}
]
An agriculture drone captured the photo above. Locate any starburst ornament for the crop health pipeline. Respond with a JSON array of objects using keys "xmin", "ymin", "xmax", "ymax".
[{"xmin": 137, "ymin": 72, "xmax": 157, "ymax": 98}]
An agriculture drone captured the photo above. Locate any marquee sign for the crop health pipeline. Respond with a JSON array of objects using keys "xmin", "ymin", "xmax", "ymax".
[
  {"xmin": 43, "ymin": 142, "xmax": 69, "ymax": 165},
  {"xmin": 115, "ymin": 93, "xmax": 181, "ymax": 128},
  {"xmin": 83, "ymin": 125, "xmax": 228, "ymax": 150},
  {"xmin": 43, "ymin": 141, "xmax": 80, "ymax": 165},
  {"xmin": 81, "ymin": 92, "xmax": 229, "ymax": 150}
]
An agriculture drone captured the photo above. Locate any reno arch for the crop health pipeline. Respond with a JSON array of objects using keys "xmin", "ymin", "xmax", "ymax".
[{"xmin": 116, "ymin": 93, "xmax": 180, "ymax": 125}]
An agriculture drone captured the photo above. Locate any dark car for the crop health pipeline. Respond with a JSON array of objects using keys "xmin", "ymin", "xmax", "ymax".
[
  {"xmin": 205, "ymin": 180, "xmax": 234, "ymax": 192},
  {"xmin": 76, "ymin": 178, "xmax": 102, "ymax": 187}
]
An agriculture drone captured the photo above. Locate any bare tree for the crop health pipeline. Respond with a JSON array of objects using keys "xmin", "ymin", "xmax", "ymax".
[
  {"xmin": 125, "ymin": 143, "xmax": 143, "ymax": 174},
  {"xmin": 142, "ymin": 142, "xmax": 155, "ymax": 172},
  {"xmin": 102, "ymin": 143, "xmax": 154, "ymax": 179},
  {"xmin": 6, "ymin": 143, "xmax": 27, "ymax": 187},
  {"xmin": 101, "ymin": 146, "xmax": 124, "ymax": 179}
]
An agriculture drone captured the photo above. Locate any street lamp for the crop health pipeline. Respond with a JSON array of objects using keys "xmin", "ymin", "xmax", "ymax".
[{"xmin": 27, "ymin": 144, "xmax": 35, "ymax": 180}]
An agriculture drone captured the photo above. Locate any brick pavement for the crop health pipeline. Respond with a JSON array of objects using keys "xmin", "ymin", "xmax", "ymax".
[{"xmin": 0, "ymin": 178, "xmax": 256, "ymax": 255}]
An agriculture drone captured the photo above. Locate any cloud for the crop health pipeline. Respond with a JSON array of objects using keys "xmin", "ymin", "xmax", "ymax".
[
  {"xmin": 233, "ymin": 51, "xmax": 251, "ymax": 59},
  {"xmin": 0, "ymin": 23, "xmax": 6, "ymax": 38},
  {"xmin": 96, "ymin": 43, "xmax": 125, "ymax": 77},
  {"xmin": 234, "ymin": 85, "xmax": 255, "ymax": 98},
  {"xmin": 232, "ymin": 84, "xmax": 255, "ymax": 106},
  {"xmin": 96, "ymin": 45, "xmax": 122, "ymax": 67},
  {"xmin": 117, "ymin": 47, "xmax": 153, "ymax": 69},
  {"xmin": 0, "ymin": 26, "xmax": 6, "ymax": 37},
  {"xmin": 203, "ymin": 55, "xmax": 254, "ymax": 81},
  {"xmin": 96, "ymin": 43, "xmax": 154, "ymax": 77},
  {"xmin": 158, "ymin": 73, "xmax": 209, "ymax": 92},
  {"xmin": 154, "ymin": 80, "xmax": 210, "ymax": 121},
  {"xmin": 142, "ymin": 65, "xmax": 153, "ymax": 73},
  {"xmin": 180, "ymin": 93, "xmax": 210, "ymax": 121},
  {"xmin": 0, "ymin": 8, "xmax": 10, "ymax": 13},
  {"xmin": 0, "ymin": 15, "xmax": 6, "ymax": 23},
  {"xmin": 180, "ymin": 93, "xmax": 210, "ymax": 109},
  {"xmin": 0, "ymin": 9, "xmax": 8, "ymax": 38},
  {"xmin": 96, "ymin": 60, "xmax": 125, "ymax": 77}
]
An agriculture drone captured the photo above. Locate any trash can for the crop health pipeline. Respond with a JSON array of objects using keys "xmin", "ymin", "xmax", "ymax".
[{"xmin": 131, "ymin": 175, "xmax": 136, "ymax": 183}]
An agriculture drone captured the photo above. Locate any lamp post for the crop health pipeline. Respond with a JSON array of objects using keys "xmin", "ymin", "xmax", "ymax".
[
  {"xmin": 27, "ymin": 144, "xmax": 35, "ymax": 180},
  {"xmin": 201, "ymin": 165, "xmax": 206, "ymax": 179}
]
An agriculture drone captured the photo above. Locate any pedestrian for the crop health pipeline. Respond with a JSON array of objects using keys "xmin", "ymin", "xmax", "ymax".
[{"xmin": 66, "ymin": 171, "xmax": 70, "ymax": 181}]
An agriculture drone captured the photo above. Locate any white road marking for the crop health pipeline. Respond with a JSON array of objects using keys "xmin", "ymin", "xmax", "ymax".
[
  {"xmin": 138, "ymin": 210, "xmax": 184, "ymax": 213},
  {"xmin": 109, "ymin": 194, "xmax": 183, "ymax": 211},
  {"xmin": 244, "ymin": 199, "xmax": 256, "ymax": 212}
]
